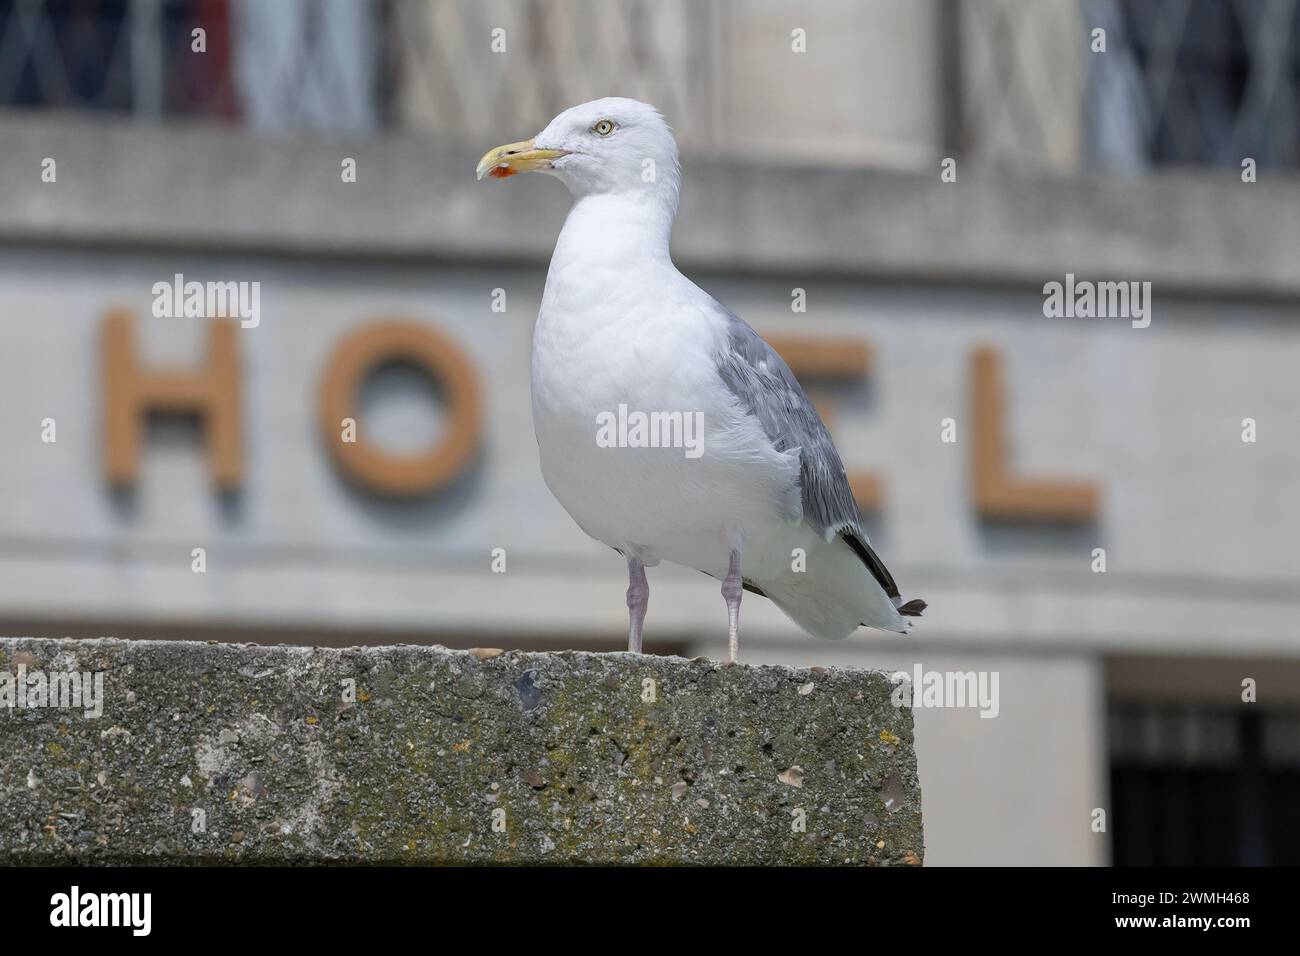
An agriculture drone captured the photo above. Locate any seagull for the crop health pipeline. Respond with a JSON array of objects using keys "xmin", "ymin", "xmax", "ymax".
[{"xmin": 477, "ymin": 97, "xmax": 925, "ymax": 661}]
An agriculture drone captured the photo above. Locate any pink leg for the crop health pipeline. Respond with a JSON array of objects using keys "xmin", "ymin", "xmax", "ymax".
[
  {"xmin": 626, "ymin": 556, "xmax": 648, "ymax": 653},
  {"xmin": 722, "ymin": 550, "xmax": 743, "ymax": 662}
]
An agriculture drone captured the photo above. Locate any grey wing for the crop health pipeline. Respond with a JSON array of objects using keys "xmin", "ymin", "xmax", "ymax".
[{"xmin": 713, "ymin": 305, "xmax": 906, "ymax": 603}]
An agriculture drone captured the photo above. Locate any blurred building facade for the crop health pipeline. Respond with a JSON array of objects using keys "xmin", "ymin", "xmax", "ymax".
[{"xmin": 2, "ymin": 0, "xmax": 1299, "ymax": 865}]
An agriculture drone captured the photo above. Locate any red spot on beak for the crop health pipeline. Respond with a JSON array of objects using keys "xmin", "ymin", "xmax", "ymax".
[{"xmin": 488, "ymin": 165, "xmax": 516, "ymax": 179}]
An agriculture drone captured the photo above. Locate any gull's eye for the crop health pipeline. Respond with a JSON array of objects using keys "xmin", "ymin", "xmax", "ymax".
[{"xmin": 592, "ymin": 119, "xmax": 615, "ymax": 137}]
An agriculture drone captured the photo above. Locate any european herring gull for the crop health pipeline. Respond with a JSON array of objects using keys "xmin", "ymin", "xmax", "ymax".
[{"xmin": 477, "ymin": 97, "xmax": 925, "ymax": 660}]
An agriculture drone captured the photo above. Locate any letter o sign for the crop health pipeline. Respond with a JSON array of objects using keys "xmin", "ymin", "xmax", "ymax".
[{"xmin": 320, "ymin": 320, "xmax": 481, "ymax": 496}]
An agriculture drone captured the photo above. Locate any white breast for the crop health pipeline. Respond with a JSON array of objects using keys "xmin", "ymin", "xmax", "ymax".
[{"xmin": 530, "ymin": 220, "xmax": 798, "ymax": 577}]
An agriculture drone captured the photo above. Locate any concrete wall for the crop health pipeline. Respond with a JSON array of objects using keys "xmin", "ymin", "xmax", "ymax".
[
  {"xmin": 0, "ymin": 637, "xmax": 923, "ymax": 865},
  {"xmin": 4, "ymin": 112, "xmax": 1299, "ymax": 293}
]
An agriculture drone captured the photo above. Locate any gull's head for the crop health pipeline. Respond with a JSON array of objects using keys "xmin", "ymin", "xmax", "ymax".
[{"xmin": 476, "ymin": 97, "xmax": 680, "ymax": 203}]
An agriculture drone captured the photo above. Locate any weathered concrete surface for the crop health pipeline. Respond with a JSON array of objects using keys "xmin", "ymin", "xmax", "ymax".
[{"xmin": 0, "ymin": 637, "xmax": 922, "ymax": 865}]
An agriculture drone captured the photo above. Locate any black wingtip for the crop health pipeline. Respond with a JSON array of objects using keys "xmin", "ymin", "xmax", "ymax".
[{"xmin": 898, "ymin": 599, "xmax": 927, "ymax": 617}]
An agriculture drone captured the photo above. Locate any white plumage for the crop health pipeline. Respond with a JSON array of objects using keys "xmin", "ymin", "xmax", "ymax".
[{"xmin": 478, "ymin": 98, "xmax": 925, "ymax": 659}]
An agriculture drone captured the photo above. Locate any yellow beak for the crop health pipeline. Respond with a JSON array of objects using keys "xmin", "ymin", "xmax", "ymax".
[{"xmin": 475, "ymin": 139, "xmax": 569, "ymax": 181}]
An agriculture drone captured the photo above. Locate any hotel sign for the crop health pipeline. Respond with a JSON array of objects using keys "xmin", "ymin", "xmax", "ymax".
[{"xmin": 99, "ymin": 311, "xmax": 1099, "ymax": 521}]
